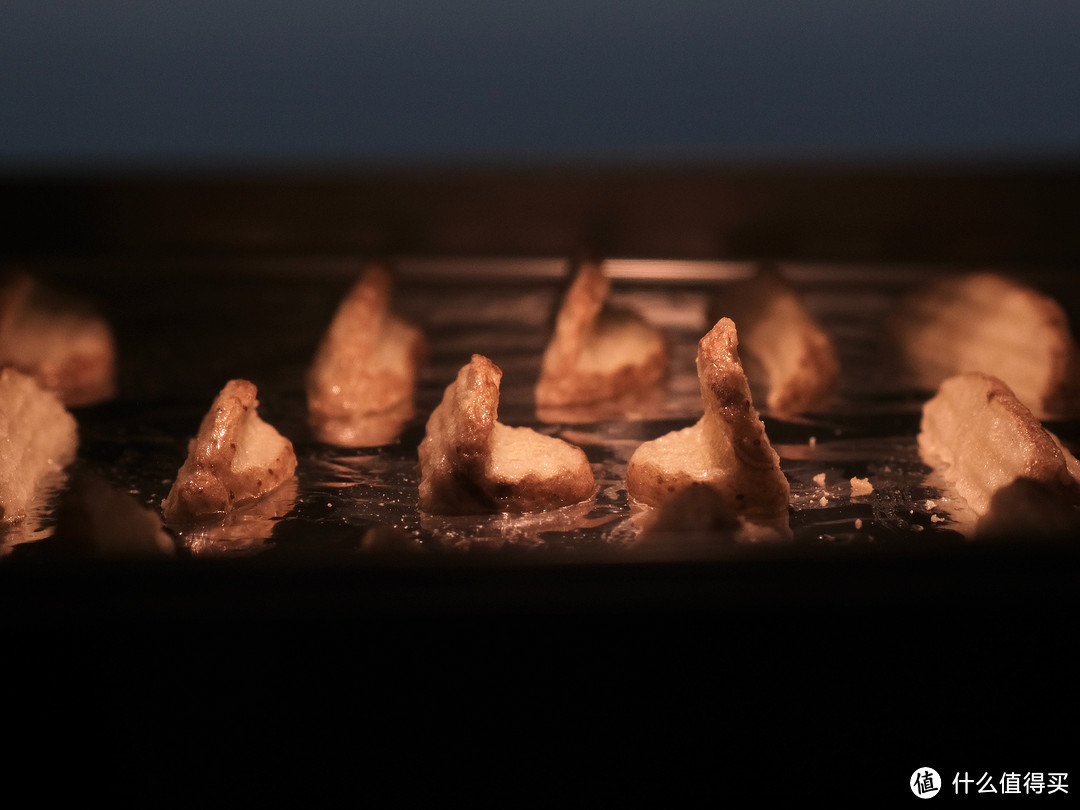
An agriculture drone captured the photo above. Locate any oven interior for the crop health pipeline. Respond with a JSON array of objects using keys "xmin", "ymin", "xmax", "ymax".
[{"xmin": 2, "ymin": 165, "xmax": 1076, "ymax": 795}]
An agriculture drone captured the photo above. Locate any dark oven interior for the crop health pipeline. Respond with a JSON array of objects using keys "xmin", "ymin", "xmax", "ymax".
[{"xmin": 2, "ymin": 164, "xmax": 1077, "ymax": 796}]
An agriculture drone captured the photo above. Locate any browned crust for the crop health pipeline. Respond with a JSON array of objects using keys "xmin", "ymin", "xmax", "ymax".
[
  {"xmin": 627, "ymin": 318, "xmax": 790, "ymax": 527},
  {"xmin": 918, "ymin": 371, "xmax": 1080, "ymax": 523},
  {"xmin": 535, "ymin": 261, "xmax": 668, "ymax": 408},
  {"xmin": 424, "ymin": 466, "xmax": 596, "ymax": 516},
  {"xmin": 418, "ymin": 354, "xmax": 505, "ymax": 515},
  {"xmin": 419, "ymin": 354, "xmax": 595, "ymax": 515},
  {"xmin": 711, "ymin": 269, "xmax": 838, "ymax": 415},
  {"xmin": 626, "ymin": 450, "xmax": 709, "ymax": 511},
  {"xmin": 162, "ymin": 379, "xmax": 297, "ymax": 522},
  {"xmin": 306, "ymin": 264, "xmax": 427, "ymax": 446}
]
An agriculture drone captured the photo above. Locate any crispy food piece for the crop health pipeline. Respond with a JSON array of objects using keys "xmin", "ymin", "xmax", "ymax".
[
  {"xmin": 0, "ymin": 271, "xmax": 116, "ymax": 406},
  {"xmin": 306, "ymin": 264, "xmax": 427, "ymax": 446},
  {"xmin": 535, "ymin": 260, "xmax": 668, "ymax": 409},
  {"xmin": 919, "ymin": 372, "xmax": 1080, "ymax": 535},
  {"xmin": 850, "ymin": 477, "xmax": 874, "ymax": 497},
  {"xmin": 0, "ymin": 366, "xmax": 78, "ymax": 522},
  {"xmin": 626, "ymin": 318, "xmax": 791, "ymax": 536},
  {"xmin": 888, "ymin": 271, "xmax": 1080, "ymax": 417},
  {"xmin": 162, "ymin": 379, "xmax": 298, "ymax": 523},
  {"xmin": 419, "ymin": 354, "xmax": 595, "ymax": 515},
  {"xmin": 712, "ymin": 269, "xmax": 839, "ymax": 415}
]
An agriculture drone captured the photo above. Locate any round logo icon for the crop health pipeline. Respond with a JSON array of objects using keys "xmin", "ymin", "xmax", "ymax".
[{"xmin": 911, "ymin": 767, "xmax": 941, "ymax": 798}]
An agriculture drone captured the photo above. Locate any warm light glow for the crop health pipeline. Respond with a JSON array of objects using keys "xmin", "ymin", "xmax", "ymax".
[
  {"xmin": 396, "ymin": 257, "xmax": 759, "ymax": 284},
  {"xmin": 603, "ymin": 259, "xmax": 754, "ymax": 282}
]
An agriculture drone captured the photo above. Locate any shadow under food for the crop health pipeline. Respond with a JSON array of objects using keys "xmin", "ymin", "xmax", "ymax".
[{"xmin": 49, "ymin": 472, "xmax": 177, "ymax": 559}]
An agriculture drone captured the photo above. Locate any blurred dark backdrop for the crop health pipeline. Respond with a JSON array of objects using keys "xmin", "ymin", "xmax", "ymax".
[{"xmin": 3, "ymin": 0, "xmax": 1080, "ymax": 167}]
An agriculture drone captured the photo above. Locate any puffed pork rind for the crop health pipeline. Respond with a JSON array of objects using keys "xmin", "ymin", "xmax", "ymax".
[
  {"xmin": 0, "ymin": 270, "xmax": 116, "ymax": 407},
  {"xmin": 306, "ymin": 264, "xmax": 427, "ymax": 447},
  {"xmin": 918, "ymin": 371, "xmax": 1080, "ymax": 536},
  {"xmin": 162, "ymin": 379, "xmax": 298, "ymax": 523},
  {"xmin": 0, "ymin": 366, "xmax": 78, "ymax": 523},
  {"xmin": 711, "ymin": 268, "xmax": 839, "ymax": 416},
  {"xmin": 419, "ymin": 354, "xmax": 595, "ymax": 515},
  {"xmin": 535, "ymin": 260, "xmax": 668, "ymax": 410},
  {"xmin": 627, "ymin": 317, "xmax": 791, "ymax": 539},
  {"xmin": 888, "ymin": 271, "xmax": 1080, "ymax": 418}
]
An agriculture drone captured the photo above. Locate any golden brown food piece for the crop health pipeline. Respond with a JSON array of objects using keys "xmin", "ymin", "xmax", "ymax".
[
  {"xmin": 0, "ymin": 271, "xmax": 116, "ymax": 406},
  {"xmin": 712, "ymin": 269, "xmax": 839, "ymax": 415},
  {"xmin": 627, "ymin": 318, "xmax": 791, "ymax": 537},
  {"xmin": 306, "ymin": 264, "xmax": 427, "ymax": 446},
  {"xmin": 850, "ymin": 477, "xmax": 874, "ymax": 497},
  {"xmin": 918, "ymin": 372, "xmax": 1080, "ymax": 536},
  {"xmin": 0, "ymin": 367, "xmax": 79, "ymax": 522},
  {"xmin": 419, "ymin": 354, "xmax": 595, "ymax": 515},
  {"xmin": 889, "ymin": 271, "xmax": 1080, "ymax": 417},
  {"xmin": 162, "ymin": 379, "xmax": 298, "ymax": 523},
  {"xmin": 535, "ymin": 260, "xmax": 668, "ymax": 409}
]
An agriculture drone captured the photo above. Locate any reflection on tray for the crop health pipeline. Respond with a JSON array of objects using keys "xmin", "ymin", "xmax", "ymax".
[{"xmin": 170, "ymin": 477, "xmax": 299, "ymax": 557}]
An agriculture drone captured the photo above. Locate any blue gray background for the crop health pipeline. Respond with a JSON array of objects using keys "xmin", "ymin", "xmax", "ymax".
[{"xmin": 3, "ymin": 1, "xmax": 1079, "ymax": 166}]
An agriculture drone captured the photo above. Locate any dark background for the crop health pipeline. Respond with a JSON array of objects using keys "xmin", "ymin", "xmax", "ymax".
[{"xmin": 3, "ymin": 1, "xmax": 1079, "ymax": 167}]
